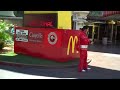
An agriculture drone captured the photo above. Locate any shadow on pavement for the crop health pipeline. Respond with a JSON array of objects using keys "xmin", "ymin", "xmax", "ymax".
[
  {"xmin": 0, "ymin": 54, "xmax": 79, "ymax": 67},
  {"xmin": 0, "ymin": 64, "xmax": 120, "ymax": 79},
  {"xmin": 88, "ymin": 44, "xmax": 120, "ymax": 54}
]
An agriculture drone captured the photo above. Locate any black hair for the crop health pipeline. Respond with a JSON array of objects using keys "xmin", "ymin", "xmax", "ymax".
[
  {"xmin": 80, "ymin": 26, "xmax": 89, "ymax": 31},
  {"xmin": 83, "ymin": 26, "xmax": 89, "ymax": 29},
  {"xmin": 81, "ymin": 28, "xmax": 84, "ymax": 31}
]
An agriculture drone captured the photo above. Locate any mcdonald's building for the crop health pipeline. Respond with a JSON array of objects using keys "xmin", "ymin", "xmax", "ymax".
[{"xmin": 0, "ymin": 11, "xmax": 72, "ymax": 29}]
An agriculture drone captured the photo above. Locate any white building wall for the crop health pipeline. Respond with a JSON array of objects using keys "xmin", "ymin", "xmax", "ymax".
[
  {"xmin": 0, "ymin": 11, "xmax": 23, "ymax": 26},
  {"xmin": 4, "ymin": 19, "xmax": 23, "ymax": 26},
  {"xmin": 72, "ymin": 11, "xmax": 89, "ymax": 30},
  {"xmin": 0, "ymin": 11, "xmax": 15, "ymax": 16},
  {"xmin": 76, "ymin": 22, "xmax": 84, "ymax": 30}
]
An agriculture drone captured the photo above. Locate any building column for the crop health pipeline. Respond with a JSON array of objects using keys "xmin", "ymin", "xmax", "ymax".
[
  {"xmin": 108, "ymin": 20, "xmax": 115, "ymax": 43},
  {"xmin": 73, "ymin": 21, "xmax": 76, "ymax": 30}
]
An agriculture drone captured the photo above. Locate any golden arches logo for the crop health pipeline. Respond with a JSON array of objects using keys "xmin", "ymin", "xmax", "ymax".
[{"xmin": 67, "ymin": 36, "xmax": 78, "ymax": 55}]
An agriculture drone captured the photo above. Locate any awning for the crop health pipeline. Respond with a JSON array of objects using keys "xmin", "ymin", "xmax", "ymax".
[
  {"xmin": 103, "ymin": 11, "xmax": 120, "ymax": 17},
  {"xmin": 87, "ymin": 11, "xmax": 120, "ymax": 21}
]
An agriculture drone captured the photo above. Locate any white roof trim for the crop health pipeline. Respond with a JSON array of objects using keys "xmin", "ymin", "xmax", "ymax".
[{"xmin": 0, "ymin": 17, "xmax": 23, "ymax": 19}]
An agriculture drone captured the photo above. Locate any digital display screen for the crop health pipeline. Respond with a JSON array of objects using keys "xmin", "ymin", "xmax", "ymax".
[{"xmin": 24, "ymin": 13, "xmax": 58, "ymax": 28}]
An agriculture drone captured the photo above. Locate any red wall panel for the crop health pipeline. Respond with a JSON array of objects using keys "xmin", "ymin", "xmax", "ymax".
[{"xmin": 14, "ymin": 27, "xmax": 80, "ymax": 62}]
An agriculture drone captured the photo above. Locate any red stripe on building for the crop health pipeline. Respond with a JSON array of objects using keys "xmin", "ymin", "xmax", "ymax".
[{"xmin": 103, "ymin": 11, "xmax": 120, "ymax": 17}]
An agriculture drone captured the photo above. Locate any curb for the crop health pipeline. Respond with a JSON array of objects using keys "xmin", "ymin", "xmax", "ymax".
[{"xmin": 0, "ymin": 61, "xmax": 78, "ymax": 69}]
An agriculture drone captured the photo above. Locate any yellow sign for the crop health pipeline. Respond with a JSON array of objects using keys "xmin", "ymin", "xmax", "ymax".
[{"xmin": 67, "ymin": 36, "xmax": 78, "ymax": 55}]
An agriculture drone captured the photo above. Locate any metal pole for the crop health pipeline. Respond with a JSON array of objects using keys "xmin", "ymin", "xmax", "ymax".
[
  {"xmin": 111, "ymin": 24, "xmax": 114, "ymax": 43},
  {"xmin": 115, "ymin": 25, "xmax": 117, "ymax": 44},
  {"xmin": 92, "ymin": 25, "xmax": 95, "ymax": 42},
  {"xmin": 97, "ymin": 26, "xmax": 100, "ymax": 41}
]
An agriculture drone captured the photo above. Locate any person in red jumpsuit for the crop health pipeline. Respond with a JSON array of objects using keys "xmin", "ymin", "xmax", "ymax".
[{"xmin": 76, "ymin": 26, "xmax": 91, "ymax": 72}]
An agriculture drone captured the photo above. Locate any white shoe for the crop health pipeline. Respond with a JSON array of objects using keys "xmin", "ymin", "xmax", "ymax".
[
  {"xmin": 82, "ymin": 70, "xmax": 86, "ymax": 72},
  {"xmin": 87, "ymin": 68, "xmax": 91, "ymax": 70}
]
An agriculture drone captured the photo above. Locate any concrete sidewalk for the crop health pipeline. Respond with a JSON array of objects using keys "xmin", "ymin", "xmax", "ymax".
[
  {"xmin": 88, "ymin": 51, "xmax": 120, "ymax": 71},
  {"xmin": 88, "ymin": 44, "xmax": 120, "ymax": 71}
]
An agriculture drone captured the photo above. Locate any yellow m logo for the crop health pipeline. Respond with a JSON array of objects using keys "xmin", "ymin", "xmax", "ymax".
[{"xmin": 67, "ymin": 36, "xmax": 78, "ymax": 55}]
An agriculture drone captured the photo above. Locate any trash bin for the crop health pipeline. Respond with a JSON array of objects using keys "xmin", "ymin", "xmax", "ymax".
[{"xmin": 102, "ymin": 37, "xmax": 107, "ymax": 45}]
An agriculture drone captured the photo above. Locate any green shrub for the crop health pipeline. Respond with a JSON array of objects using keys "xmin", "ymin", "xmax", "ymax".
[{"xmin": 0, "ymin": 20, "xmax": 13, "ymax": 48}]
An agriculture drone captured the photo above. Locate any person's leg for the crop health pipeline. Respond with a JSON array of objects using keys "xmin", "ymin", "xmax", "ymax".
[
  {"xmin": 83, "ymin": 50, "xmax": 88, "ymax": 70},
  {"xmin": 83, "ymin": 50, "xmax": 91, "ymax": 70},
  {"xmin": 78, "ymin": 50, "xmax": 84, "ymax": 72}
]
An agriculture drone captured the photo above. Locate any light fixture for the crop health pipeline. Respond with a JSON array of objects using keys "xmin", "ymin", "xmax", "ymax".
[
  {"xmin": 117, "ymin": 21, "xmax": 120, "ymax": 24},
  {"xmin": 108, "ymin": 20, "xmax": 116, "ymax": 24}
]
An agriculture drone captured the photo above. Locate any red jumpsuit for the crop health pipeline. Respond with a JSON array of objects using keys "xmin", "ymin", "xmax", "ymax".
[{"xmin": 76, "ymin": 31, "xmax": 90, "ymax": 72}]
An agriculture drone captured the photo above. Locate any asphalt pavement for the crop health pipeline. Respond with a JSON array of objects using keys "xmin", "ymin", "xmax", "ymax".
[{"xmin": 0, "ymin": 44, "xmax": 120, "ymax": 79}]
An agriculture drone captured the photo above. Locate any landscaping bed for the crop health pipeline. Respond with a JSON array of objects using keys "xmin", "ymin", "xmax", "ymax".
[{"xmin": 0, "ymin": 49, "xmax": 79, "ymax": 68}]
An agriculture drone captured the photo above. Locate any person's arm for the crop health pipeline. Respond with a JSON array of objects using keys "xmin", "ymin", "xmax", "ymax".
[
  {"xmin": 89, "ymin": 39, "xmax": 94, "ymax": 44},
  {"xmin": 76, "ymin": 36, "xmax": 80, "ymax": 51}
]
